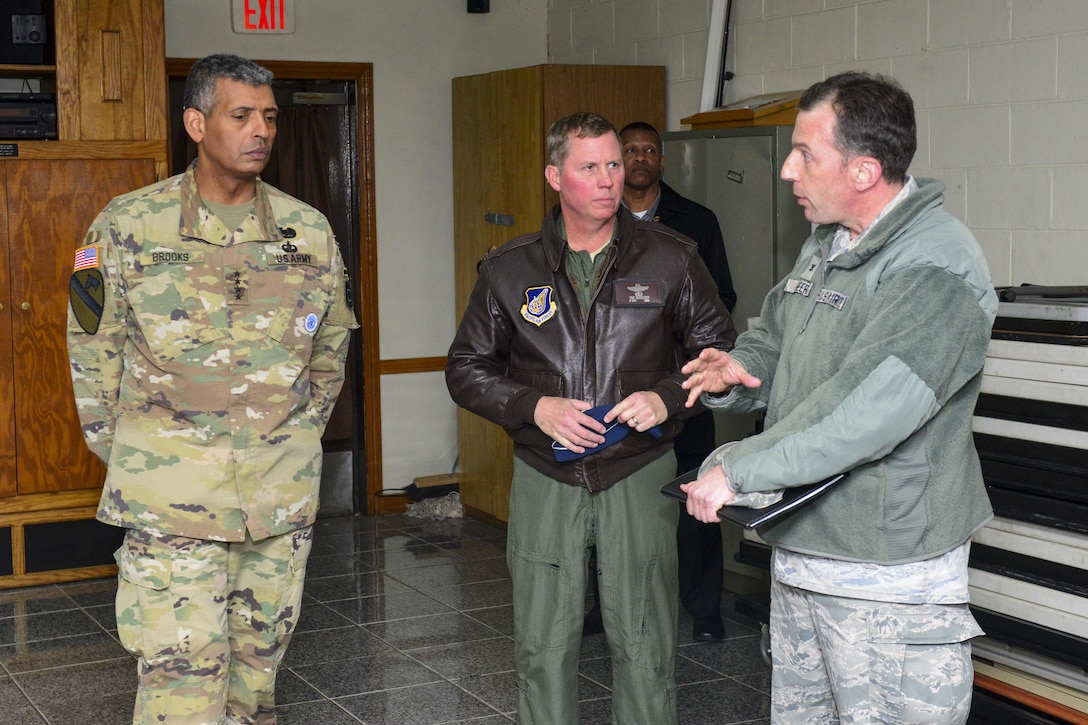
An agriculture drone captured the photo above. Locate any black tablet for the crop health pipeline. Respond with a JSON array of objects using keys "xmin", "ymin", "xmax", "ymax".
[{"xmin": 660, "ymin": 469, "xmax": 849, "ymax": 529}]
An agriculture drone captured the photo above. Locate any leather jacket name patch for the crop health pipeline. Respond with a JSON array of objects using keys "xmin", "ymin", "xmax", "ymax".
[{"xmin": 613, "ymin": 280, "xmax": 664, "ymax": 307}]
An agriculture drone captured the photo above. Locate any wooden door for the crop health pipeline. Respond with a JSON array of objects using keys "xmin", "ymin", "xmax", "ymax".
[
  {"xmin": 490, "ymin": 67, "xmax": 549, "ymax": 242},
  {"xmin": 7, "ymin": 158, "xmax": 155, "ymax": 495},
  {"xmin": 0, "ymin": 166, "xmax": 13, "ymax": 498}
]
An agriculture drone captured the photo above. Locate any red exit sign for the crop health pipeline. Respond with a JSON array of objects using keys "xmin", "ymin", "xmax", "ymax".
[{"xmin": 231, "ymin": 0, "xmax": 295, "ymax": 34}]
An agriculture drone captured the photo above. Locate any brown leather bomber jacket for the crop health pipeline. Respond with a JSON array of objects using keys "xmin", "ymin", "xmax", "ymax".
[{"xmin": 446, "ymin": 206, "xmax": 737, "ymax": 493}]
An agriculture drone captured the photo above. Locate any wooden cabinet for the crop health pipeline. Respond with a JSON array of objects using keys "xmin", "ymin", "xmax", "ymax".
[
  {"xmin": 54, "ymin": 0, "xmax": 167, "ymax": 142},
  {"xmin": 0, "ymin": 0, "xmax": 167, "ymax": 144},
  {"xmin": 0, "ymin": 147, "xmax": 164, "ymax": 586},
  {"xmin": 4, "ymin": 156, "xmax": 156, "ymax": 495},
  {"xmin": 0, "ymin": 0, "xmax": 167, "ymax": 587},
  {"xmin": 451, "ymin": 64, "xmax": 666, "ymax": 524}
]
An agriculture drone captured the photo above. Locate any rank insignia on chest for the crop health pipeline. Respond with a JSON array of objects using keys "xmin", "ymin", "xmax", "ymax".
[
  {"xmin": 521, "ymin": 286, "xmax": 557, "ymax": 326},
  {"xmin": 613, "ymin": 280, "xmax": 664, "ymax": 307}
]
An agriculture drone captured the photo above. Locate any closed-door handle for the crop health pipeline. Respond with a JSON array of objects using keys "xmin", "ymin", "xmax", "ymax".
[
  {"xmin": 485, "ymin": 212, "xmax": 515, "ymax": 227},
  {"xmin": 21, "ymin": 302, "xmax": 30, "ymax": 311}
]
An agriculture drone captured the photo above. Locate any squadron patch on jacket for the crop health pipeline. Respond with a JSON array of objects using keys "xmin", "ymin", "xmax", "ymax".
[
  {"xmin": 613, "ymin": 280, "xmax": 664, "ymax": 307},
  {"xmin": 70, "ymin": 269, "xmax": 105, "ymax": 334},
  {"xmin": 521, "ymin": 286, "xmax": 557, "ymax": 326}
]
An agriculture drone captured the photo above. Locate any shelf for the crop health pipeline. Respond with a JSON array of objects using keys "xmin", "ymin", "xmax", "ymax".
[
  {"xmin": 0, "ymin": 139, "xmax": 165, "ymax": 160},
  {"xmin": 681, "ymin": 91, "xmax": 802, "ymax": 130},
  {"xmin": 0, "ymin": 64, "xmax": 56, "ymax": 79}
]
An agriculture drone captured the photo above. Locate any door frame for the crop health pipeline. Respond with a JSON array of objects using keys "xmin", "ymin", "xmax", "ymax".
[{"xmin": 165, "ymin": 58, "xmax": 382, "ymax": 514}]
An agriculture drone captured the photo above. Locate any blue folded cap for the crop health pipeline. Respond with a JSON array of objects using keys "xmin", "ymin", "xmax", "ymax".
[{"xmin": 552, "ymin": 403, "xmax": 662, "ymax": 462}]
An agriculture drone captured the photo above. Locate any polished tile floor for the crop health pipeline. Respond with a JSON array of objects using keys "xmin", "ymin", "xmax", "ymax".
[{"xmin": 0, "ymin": 513, "xmax": 771, "ymax": 724}]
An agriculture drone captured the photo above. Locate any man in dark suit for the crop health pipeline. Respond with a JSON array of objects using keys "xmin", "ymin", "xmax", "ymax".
[
  {"xmin": 586, "ymin": 121, "xmax": 738, "ymax": 641},
  {"xmin": 620, "ymin": 122, "xmax": 736, "ymax": 315}
]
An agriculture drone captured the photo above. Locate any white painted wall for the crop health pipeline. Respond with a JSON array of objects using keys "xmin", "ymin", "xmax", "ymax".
[
  {"xmin": 163, "ymin": 0, "xmax": 546, "ymax": 494},
  {"xmin": 549, "ymin": 0, "xmax": 1088, "ymax": 289}
]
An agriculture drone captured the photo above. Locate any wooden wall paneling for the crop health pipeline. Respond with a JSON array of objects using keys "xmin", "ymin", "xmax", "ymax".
[
  {"xmin": 0, "ymin": 166, "xmax": 14, "ymax": 499},
  {"xmin": 8, "ymin": 158, "xmax": 154, "ymax": 495}
]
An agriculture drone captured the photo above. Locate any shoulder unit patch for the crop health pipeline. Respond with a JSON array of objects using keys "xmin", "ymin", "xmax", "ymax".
[{"xmin": 70, "ymin": 269, "xmax": 105, "ymax": 334}]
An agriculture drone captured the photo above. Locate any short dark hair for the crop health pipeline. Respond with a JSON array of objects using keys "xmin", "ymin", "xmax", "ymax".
[
  {"xmin": 183, "ymin": 54, "xmax": 274, "ymax": 114},
  {"xmin": 799, "ymin": 71, "xmax": 916, "ymax": 184},
  {"xmin": 619, "ymin": 121, "xmax": 662, "ymax": 148},
  {"xmin": 546, "ymin": 112, "xmax": 618, "ymax": 168}
]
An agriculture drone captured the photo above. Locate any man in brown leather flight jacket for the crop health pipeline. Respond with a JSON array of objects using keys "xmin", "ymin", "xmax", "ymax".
[{"xmin": 446, "ymin": 111, "xmax": 736, "ymax": 725}]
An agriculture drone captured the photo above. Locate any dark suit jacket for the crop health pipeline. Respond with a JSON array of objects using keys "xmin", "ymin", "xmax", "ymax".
[{"xmin": 654, "ymin": 182, "xmax": 736, "ymax": 313}]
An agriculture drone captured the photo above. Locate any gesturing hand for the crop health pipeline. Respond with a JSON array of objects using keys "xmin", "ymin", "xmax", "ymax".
[{"xmin": 681, "ymin": 348, "xmax": 761, "ymax": 408}]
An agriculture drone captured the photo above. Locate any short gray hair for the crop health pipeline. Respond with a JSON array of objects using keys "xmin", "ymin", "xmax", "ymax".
[
  {"xmin": 183, "ymin": 54, "xmax": 274, "ymax": 114},
  {"xmin": 546, "ymin": 112, "xmax": 618, "ymax": 168}
]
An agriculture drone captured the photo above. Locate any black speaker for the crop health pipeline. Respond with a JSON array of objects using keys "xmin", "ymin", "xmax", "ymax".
[
  {"xmin": 0, "ymin": 0, "xmax": 47, "ymax": 65},
  {"xmin": 468, "ymin": 0, "xmax": 489, "ymax": 13}
]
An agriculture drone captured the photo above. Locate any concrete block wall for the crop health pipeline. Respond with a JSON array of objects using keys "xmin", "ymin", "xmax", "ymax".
[{"xmin": 548, "ymin": 0, "xmax": 1088, "ymax": 288}]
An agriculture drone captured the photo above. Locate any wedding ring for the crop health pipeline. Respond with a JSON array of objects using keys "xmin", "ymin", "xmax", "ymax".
[{"xmin": 631, "ymin": 418, "xmax": 639, "ymax": 426}]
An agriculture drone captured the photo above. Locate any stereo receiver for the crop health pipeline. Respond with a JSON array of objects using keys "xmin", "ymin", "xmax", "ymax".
[{"xmin": 0, "ymin": 93, "xmax": 57, "ymax": 140}]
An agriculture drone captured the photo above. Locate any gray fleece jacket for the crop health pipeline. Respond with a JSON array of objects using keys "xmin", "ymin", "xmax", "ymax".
[{"xmin": 705, "ymin": 177, "xmax": 997, "ymax": 565}]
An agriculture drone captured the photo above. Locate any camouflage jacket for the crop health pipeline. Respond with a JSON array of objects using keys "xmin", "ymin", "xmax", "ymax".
[{"xmin": 67, "ymin": 162, "xmax": 358, "ymax": 542}]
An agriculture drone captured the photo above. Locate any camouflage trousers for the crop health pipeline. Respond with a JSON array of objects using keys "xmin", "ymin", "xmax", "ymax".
[
  {"xmin": 769, "ymin": 576, "xmax": 981, "ymax": 724},
  {"xmin": 115, "ymin": 526, "xmax": 314, "ymax": 725}
]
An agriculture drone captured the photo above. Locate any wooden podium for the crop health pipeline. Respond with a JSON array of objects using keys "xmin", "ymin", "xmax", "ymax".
[{"xmin": 681, "ymin": 90, "xmax": 802, "ymax": 130}]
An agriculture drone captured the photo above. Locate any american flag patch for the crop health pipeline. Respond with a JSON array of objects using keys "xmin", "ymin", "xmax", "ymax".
[{"xmin": 74, "ymin": 244, "xmax": 99, "ymax": 271}]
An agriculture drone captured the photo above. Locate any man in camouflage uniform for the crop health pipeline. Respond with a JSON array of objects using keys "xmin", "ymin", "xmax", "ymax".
[
  {"xmin": 66, "ymin": 54, "xmax": 358, "ymax": 724},
  {"xmin": 681, "ymin": 72, "xmax": 996, "ymax": 724}
]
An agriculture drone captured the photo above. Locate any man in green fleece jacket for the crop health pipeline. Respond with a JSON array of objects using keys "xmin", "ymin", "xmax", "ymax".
[{"xmin": 681, "ymin": 71, "xmax": 997, "ymax": 725}]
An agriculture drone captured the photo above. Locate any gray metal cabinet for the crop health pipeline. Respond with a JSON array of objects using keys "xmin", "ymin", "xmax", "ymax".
[
  {"xmin": 663, "ymin": 125, "xmax": 808, "ymax": 336},
  {"xmin": 663, "ymin": 125, "xmax": 808, "ymax": 444}
]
